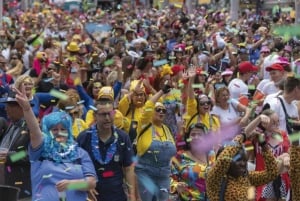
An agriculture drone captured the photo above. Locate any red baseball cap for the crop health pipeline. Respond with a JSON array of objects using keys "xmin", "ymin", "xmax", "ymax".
[
  {"xmin": 238, "ymin": 61, "xmax": 258, "ymax": 74},
  {"xmin": 266, "ymin": 63, "xmax": 284, "ymax": 72}
]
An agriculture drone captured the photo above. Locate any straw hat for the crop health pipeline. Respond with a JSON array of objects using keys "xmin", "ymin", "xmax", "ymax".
[{"xmin": 67, "ymin": 42, "xmax": 80, "ymax": 52}]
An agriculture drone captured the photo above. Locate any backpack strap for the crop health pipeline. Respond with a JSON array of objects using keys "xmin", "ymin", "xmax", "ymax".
[
  {"xmin": 277, "ymin": 97, "xmax": 290, "ymax": 118},
  {"xmin": 186, "ymin": 112, "xmax": 199, "ymax": 130},
  {"xmin": 137, "ymin": 123, "xmax": 152, "ymax": 141},
  {"xmin": 277, "ymin": 97, "xmax": 293, "ymax": 134}
]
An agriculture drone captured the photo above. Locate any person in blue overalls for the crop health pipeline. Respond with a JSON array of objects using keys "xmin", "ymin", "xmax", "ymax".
[{"xmin": 135, "ymin": 84, "xmax": 176, "ymax": 201}]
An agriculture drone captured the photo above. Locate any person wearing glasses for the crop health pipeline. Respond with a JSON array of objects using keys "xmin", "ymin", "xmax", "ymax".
[
  {"xmin": 170, "ymin": 123, "xmax": 215, "ymax": 201},
  {"xmin": 77, "ymin": 99, "xmax": 136, "ymax": 201},
  {"xmin": 135, "ymin": 84, "xmax": 176, "ymax": 201},
  {"xmin": 185, "ymin": 67, "xmax": 220, "ymax": 132},
  {"xmin": 118, "ymin": 79, "xmax": 147, "ymax": 143}
]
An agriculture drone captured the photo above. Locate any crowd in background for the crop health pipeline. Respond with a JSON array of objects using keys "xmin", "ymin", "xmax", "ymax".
[{"xmin": 0, "ymin": 1, "xmax": 300, "ymax": 201}]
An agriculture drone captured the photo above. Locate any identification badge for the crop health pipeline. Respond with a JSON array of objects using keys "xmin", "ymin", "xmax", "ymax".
[
  {"xmin": 114, "ymin": 154, "xmax": 120, "ymax": 162},
  {"xmin": 102, "ymin": 170, "xmax": 114, "ymax": 178}
]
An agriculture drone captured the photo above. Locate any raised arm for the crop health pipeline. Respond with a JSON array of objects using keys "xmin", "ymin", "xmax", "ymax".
[
  {"xmin": 244, "ymin": 114, "xmax": 270, "ymax": 136},
  {"xmin": 14, "ymin": 85, "xmax": 43, "ymax": 149},
  {"xmin": 187, "ymin": 68, "xmax": 196, "ymax": 100}
]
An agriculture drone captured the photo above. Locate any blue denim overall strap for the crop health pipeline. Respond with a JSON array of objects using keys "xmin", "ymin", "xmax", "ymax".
[
  {"xmin": 136, "ymin": 124, "xmax": 177, "ymax": 201},
  {"xmin": 137, "ymin": 124, "xmax": 176, "ymax": 173}
]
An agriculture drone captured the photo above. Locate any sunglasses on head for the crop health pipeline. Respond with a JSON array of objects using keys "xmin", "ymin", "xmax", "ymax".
[
  {"xmin": 155, "ymin": 107, "xmax": 166, "ymax": 114},
  {"xmin": 199, "ymin": 100, "xmax": 212, "ymax": 106}
]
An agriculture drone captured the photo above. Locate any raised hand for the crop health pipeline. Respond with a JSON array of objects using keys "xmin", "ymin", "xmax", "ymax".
[
  {"xmin": 260, "ymin": 114, "xmax": 270, "ymax": 128},
  {"xmin": 187, "ymin": 67, "xmax": 197, "ymax": 78},
  {"xmin": 162, "ymin": 80, "xmax": 172, "ymax": 94},
  {"xmin": 13, "ymin": 84, "xmax": 31, "ymax": 112}
]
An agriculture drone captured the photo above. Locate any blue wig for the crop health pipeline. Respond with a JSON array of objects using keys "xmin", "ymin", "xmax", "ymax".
[{"xmin": 41, "ymin": 111, "xmax": 78, "ymax": 163}]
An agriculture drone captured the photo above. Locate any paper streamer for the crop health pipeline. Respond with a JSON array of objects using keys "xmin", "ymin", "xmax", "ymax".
[
  {"xmin": 248, "ymin": 85, "xmax": 255, "ymax": 90},
  {"xmin": 9, "ymin": 150, "xmax": 27, "ymax": 162},
  {"xmin": 273, "ymin": 25, "xmax": 300, "ymax": 37},
  {"xmin": 50, "ymin": 89, "xmax": 69, "ymax": 101},
  {"xmin": 104, "ymin": 59, "xmax": 114, "ymax": 66},
  {"xmin": 89, "ymin": 105, "xmax": 98, "ymax": 111},
  {"xmin": 67, "ymin": 181, "xmax": 89, "ymax": 190},
  {"xmin": 272, "ymin": 133, "xmax": 283, "ymax": 142},
  {"xmin": 153, "ymin": 59, "xmax": 168, "ymax": 67},
  {"xmin": 289, "ymin": 132, "xmax": 300, "ymax": 142},
  {"xmin": 138, "ymin": 174, "xmax": 157, "ymax": 195},
  {"xmin": 43, "ymin": 174, "xmax": 53, "ymax": 179},
  {"xmin": 192, "ymin": 84, "xmax": 204, "ymax": 89}
]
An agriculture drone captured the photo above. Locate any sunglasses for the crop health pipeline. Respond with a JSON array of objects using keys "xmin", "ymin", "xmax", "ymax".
[
  {"xmin": 199, "ymin": 101, "xmax": 212, "ymax": 106},
  {"xmin": 155, "ymin": 107, "xmax": 166, "ymax": 114}
]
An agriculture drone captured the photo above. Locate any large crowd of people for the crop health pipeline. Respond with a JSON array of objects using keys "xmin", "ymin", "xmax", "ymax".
[{"xmin": 0, "ymin": 1, "xmax": 300, "ymax": 201}]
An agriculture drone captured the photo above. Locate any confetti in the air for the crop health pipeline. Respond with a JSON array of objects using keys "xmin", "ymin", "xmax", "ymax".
[
  {"xmin": 9, "ymin": 150, "xmax": 27, "ymax": 162},
  {"xmin": 67, "ymin": 181, "xmax": 89, "ymax": 190},
  {"xmin": 49, "ymin": 89, "xmax": 69, "ymax": 101}
]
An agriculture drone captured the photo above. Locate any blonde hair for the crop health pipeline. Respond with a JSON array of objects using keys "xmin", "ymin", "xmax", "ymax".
[
  {"xmin": 107, "ymin": 71, "xmax": 118, "ymax": 86},
  {"xmin": 14, "ymin": 75, "xmax": 34, "ymax": 90},
  {"xmin": 57, "ymin": 89, "xmax": 83, "ymax": 117},
  {"xmin": 215, "ymin": 86, "xmax": 230, "ymax": 106}
]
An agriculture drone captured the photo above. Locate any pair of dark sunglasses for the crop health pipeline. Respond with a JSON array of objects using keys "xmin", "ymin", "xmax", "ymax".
[
  {"xmin": 155, "ymin": 107, "xmax": 166, "ymax": 114},
  {"xmin": 199, "ymin": 101, "xmax": 212, "ymax": 106}
]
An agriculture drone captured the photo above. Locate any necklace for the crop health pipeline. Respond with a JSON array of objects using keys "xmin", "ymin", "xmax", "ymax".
[
  {"xmin": 91, "ymin": 125, "xmax": 118, "ymax": 165},
  {"xmin": 153, "ymin": 125, "xmax": 166, "ymax": 141}
]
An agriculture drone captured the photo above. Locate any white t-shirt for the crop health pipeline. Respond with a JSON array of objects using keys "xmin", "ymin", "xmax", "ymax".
[
  {"xmin": 256, "ymin": 79, "xmax": 270, "ymax": 93},
  {"xmin": 22, "ymin": 50, "xmax": 32, "ymax": 70},
  {"xmin": 261, "ymin": 81, "xmax": 279, "ymax": 96},
  {"xmin": 211, "ymin": 102, "xmax": 240, "ymax": 125},
  {"xmin": 263, "ymin": 91, "xmax": 282, "ymax": 106},
  {"xmin": 265, "ymin": 95, "xmax": 299, "ymax": 132},
  {"xmin": 228, "ymin": 78, "xmax": 248, "ymax": 99}
]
